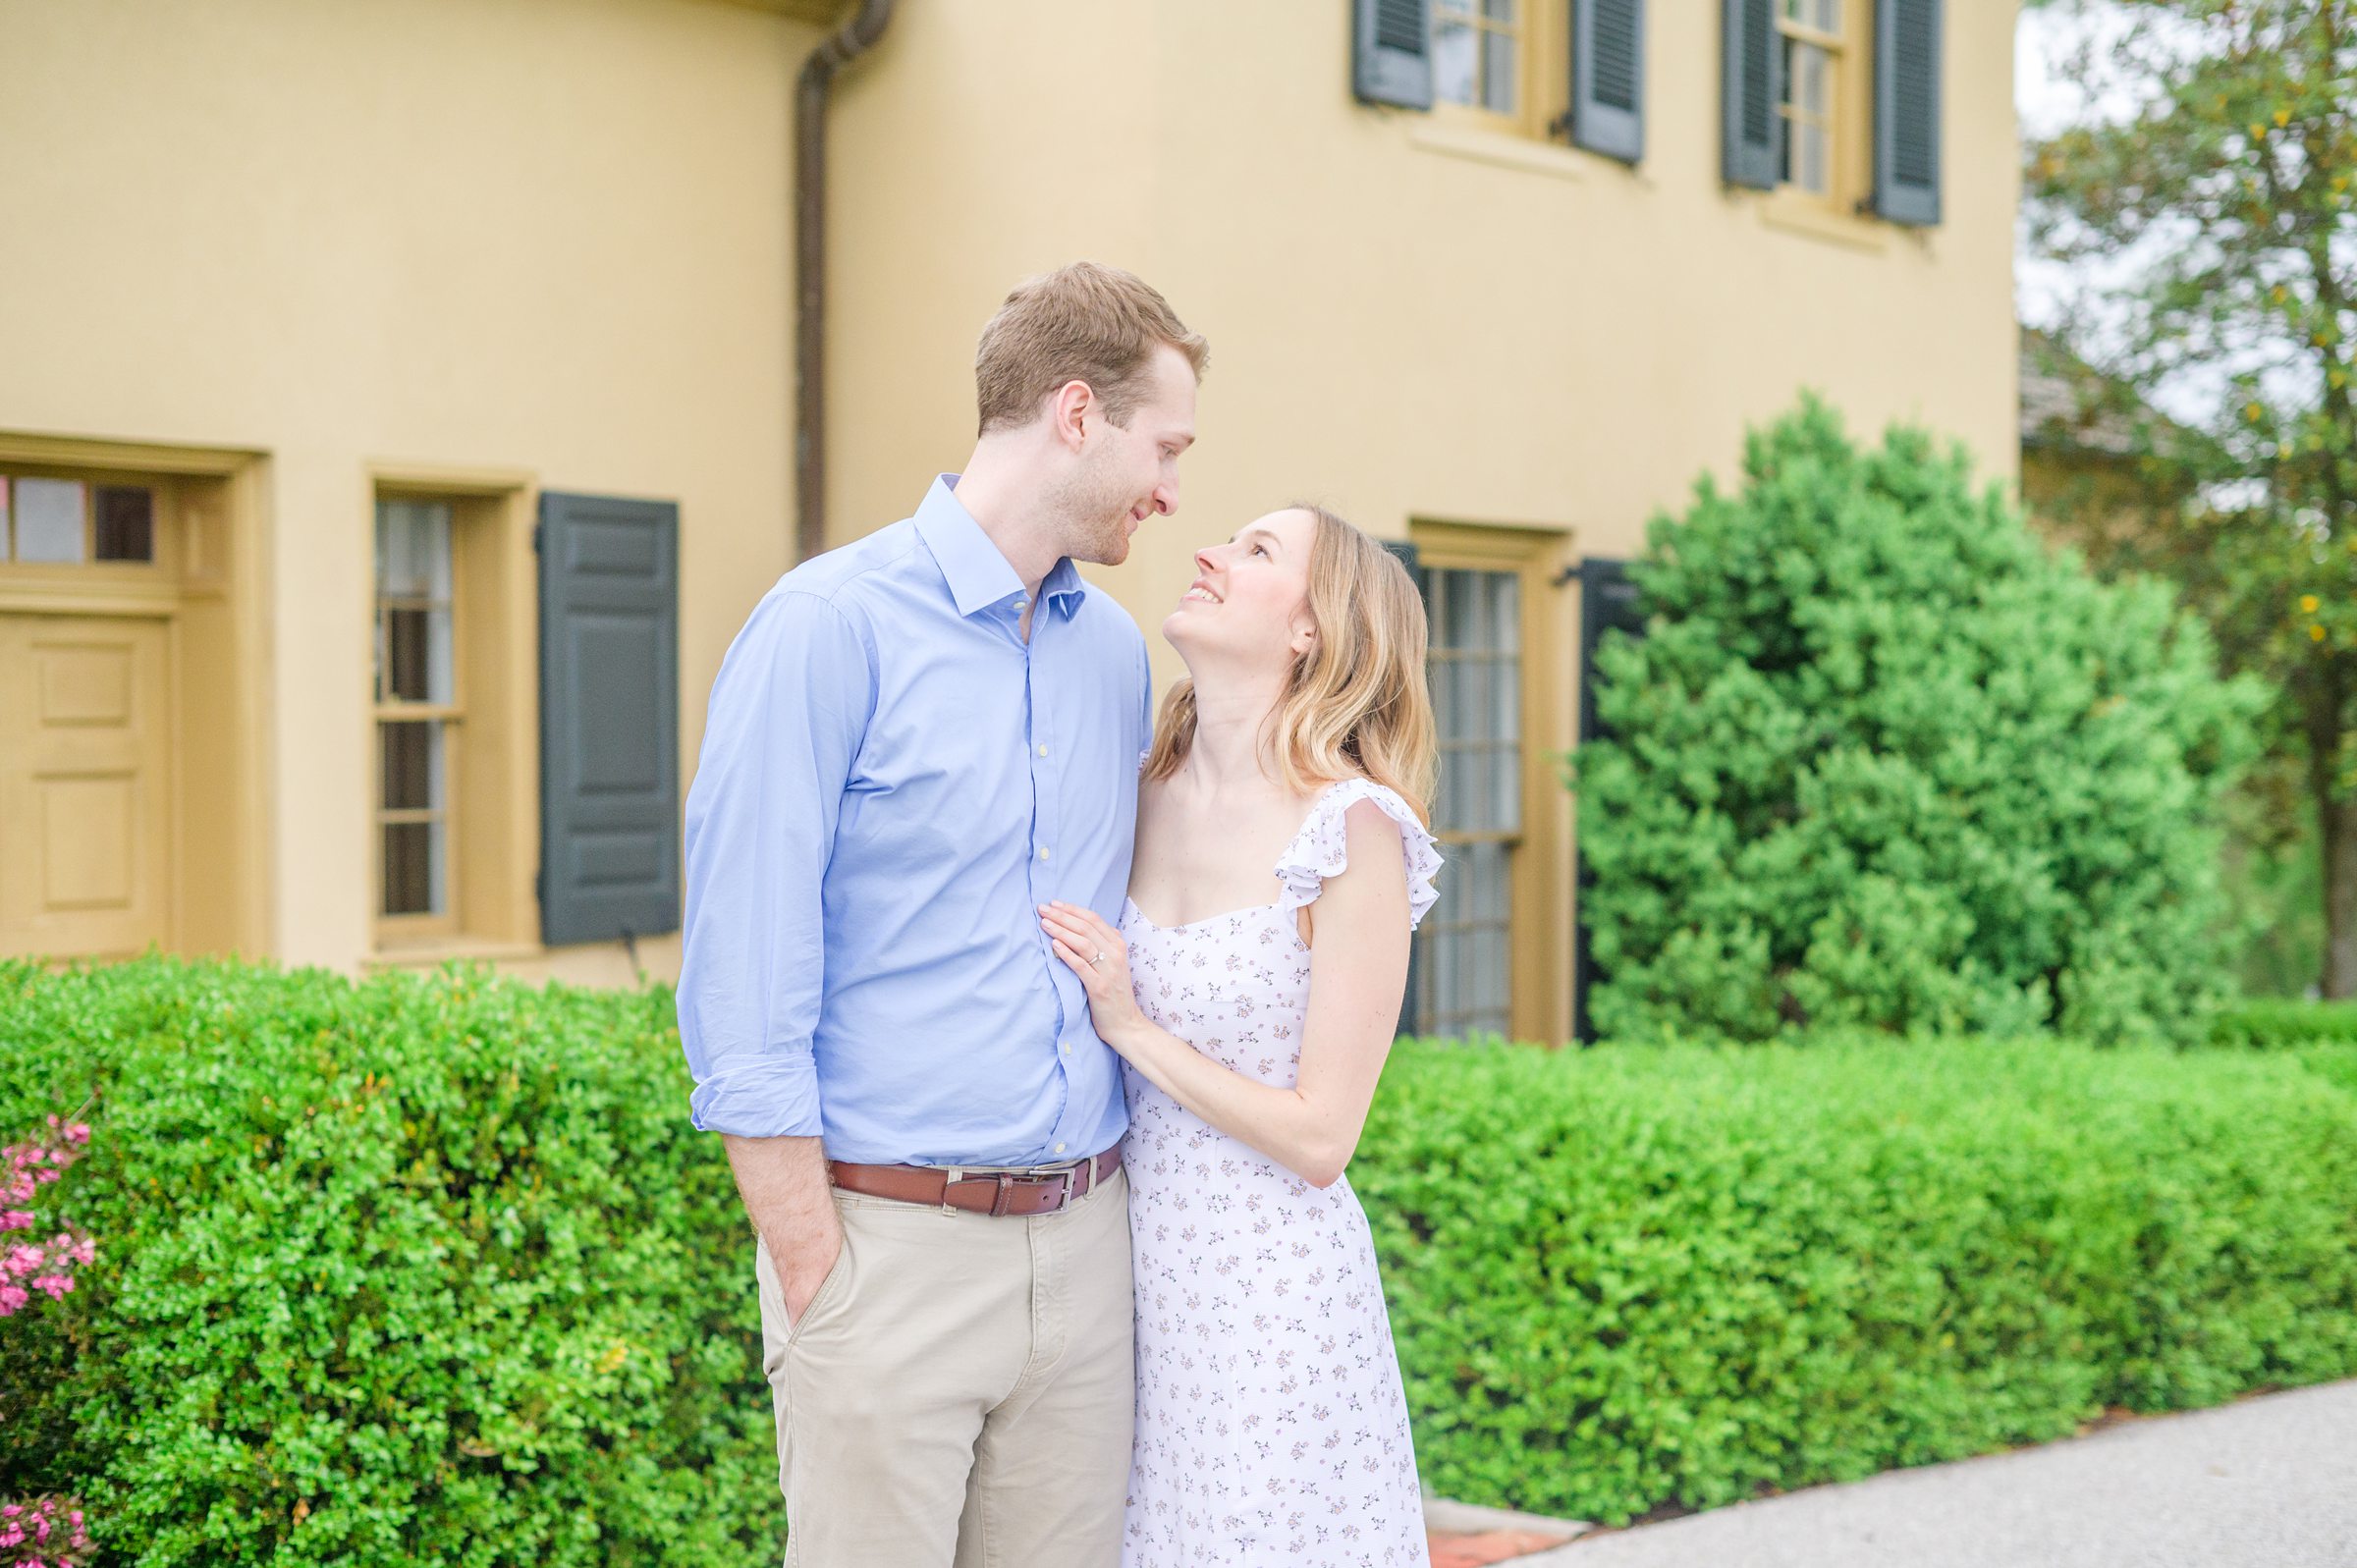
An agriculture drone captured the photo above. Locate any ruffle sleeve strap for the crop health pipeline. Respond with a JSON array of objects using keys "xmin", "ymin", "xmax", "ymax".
[{"xmin": 1272, "ymin": 779, "xmax": 1444, "ymax": 932}]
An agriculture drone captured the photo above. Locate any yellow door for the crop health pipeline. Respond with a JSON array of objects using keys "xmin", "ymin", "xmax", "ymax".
[{"xmin": 0, "ymin": 614, "xmax": 174, "ymax": 959}]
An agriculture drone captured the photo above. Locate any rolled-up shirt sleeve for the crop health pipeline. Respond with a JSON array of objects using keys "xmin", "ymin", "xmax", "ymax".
[{"xmin": 678, "ymin": 589, "xmax": 872, "ymax": 1138}]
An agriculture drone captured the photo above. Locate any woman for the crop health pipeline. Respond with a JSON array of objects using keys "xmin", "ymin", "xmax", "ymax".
[{"xmin": 1039, "ymin": 504, "xmax": 1441, "ymax": 1568}]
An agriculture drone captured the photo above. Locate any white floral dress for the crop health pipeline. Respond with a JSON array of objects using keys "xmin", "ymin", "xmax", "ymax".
[{"xmin": 1119, "ymin": 779, "xmax": 1444, "ymax": 1568}]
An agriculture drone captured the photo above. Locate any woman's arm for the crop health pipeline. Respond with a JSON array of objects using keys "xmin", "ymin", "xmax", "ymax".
[{"xmin": 1041, "ymin": 800, "xmax": 1412, "ymax": 1189}]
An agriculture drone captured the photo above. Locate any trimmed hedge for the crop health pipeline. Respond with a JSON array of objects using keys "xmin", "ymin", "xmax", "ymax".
[
  {"xmin": 1355, "ymin": 1035, "xmax": 2357, "ymax": 1524},
  {"xmin": 9, "ymin": 959, "xmax": 2357, "ymax": 1547},
  {"xmin": 0, "ymin": 956, "xmax": 780, "ymax": 1568},
  {"xmin": 2208, "ymin": 997, "xmax": 2357, "ymax": 1048}
]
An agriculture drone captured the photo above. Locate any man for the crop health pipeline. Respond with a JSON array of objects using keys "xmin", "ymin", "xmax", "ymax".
[{"xmin": 678, "ymin": 261, "xmax": 1205, "ymax": 1568}]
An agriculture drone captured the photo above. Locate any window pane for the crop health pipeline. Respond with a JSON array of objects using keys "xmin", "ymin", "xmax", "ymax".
[
  {"xmin": 382, "ymin": 605, "xmax": 454, "ymax": 703},
  {"xmin": 14, "ymin": 477, "xmax": 85, "ymax": 564},
  {"xmin": 1469, "ymin": 841, "xmax": 1512, "ymax": 1032},
  {"xmin": 1492, "ymin": 569, "xmax": 1520, "ymax": 657},
  {"xmin": 1482, "ymin": 28, "xmax": 1516, "ymax": 114},
  {"xmin": 376, "ymin": 499, "xmax": 453, "ymax": 600},
  {"xmin": 1793, "ymin": 42, "xmax": 1829, "ymax": 116},
  {"xmin": 93, "ymin": 486, "xmax": 154, "ymax": 563},
  {"xmin": 1795, "ymin": 120, "xmax": 1829, "ymax": 191},
  {"xmin": 0, "ymin": 477, "xmax": 10, "ymax": 560},
  {"xmin": 1433, "ymin": 21, "xmax": 1477, "ymax": 105},
  {"xmin": 381, "ymin": 721, "xmax": 444, "ymax": 813},
  {"xmin": 383, "ymin": 820, "xmax": 446, "ymax": 917},
  {"xmin": 1481, "ymin": 0, "xmax": 1515, "ymax": 19},
  {"xmin": 1811, "ymin": 0, "xmax": 1841, "ymax": 30},
  {"xmin": 1444, "ymin": 569, "xmax": 1478, "ymax": 654}
]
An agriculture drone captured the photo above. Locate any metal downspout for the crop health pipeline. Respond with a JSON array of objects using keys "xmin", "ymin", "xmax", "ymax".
[{"xmin": 795, "ymin": 0, "xmax": 896, "ymax": 565}]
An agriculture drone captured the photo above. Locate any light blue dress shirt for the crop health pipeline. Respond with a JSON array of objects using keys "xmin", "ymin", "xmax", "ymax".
[{"xmin": 677, "ymin": 476, "xmax": 1152, "ymax": 1166}]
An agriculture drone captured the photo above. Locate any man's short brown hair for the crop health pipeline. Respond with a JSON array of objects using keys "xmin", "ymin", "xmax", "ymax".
[{"xmin": 973, "ymin": 262, "xmax": 1208, "ymax": 435}]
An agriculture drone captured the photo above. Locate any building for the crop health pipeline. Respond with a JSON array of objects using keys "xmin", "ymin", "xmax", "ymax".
[{"xmin": 0, "ymin": 0, "xmax": 2017, "ymax": 1046}]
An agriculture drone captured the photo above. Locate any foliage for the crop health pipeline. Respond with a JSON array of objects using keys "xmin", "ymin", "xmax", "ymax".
[
  {"xmin": 1570, "ymin": 397, "xmax": 2260, "ymax": 1043},
  {"xmin": 0, "ymin": 956, "xmax": 782, "ymax": 1568},
  {"xmin": 2209, "ymin": 994, "xmax": 2357, "ymax": 1045},
  {"xmin": 2024, "ymin": 0, "xmax": 2357, "ymax": 991},
  {"xmin": 1356, "ymin": 1034, "xmax": 2357, "ymax": 1526}
]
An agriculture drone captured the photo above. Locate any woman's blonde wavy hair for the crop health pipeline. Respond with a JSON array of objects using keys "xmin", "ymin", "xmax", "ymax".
[{"xmin": 1143, "ymin": 505, "xmax": 1438, "ymax": 825}]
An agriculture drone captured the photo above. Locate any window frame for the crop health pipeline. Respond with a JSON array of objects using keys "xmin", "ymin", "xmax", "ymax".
[
  {"xmin": 0, "ymin": 464, "xmax": 177, "ymax": 577},
  {"xmin": 1426, "ymin": 0, "xmax": 1565, "ymax": 142},
  {"xmin": 363, "ymin": 469, "xmax": 539, "ymax": 964},
  {"xmin": 1772, "ymin": 0, "xmax": 1870, "ymax": 212},
  {"xmin": 371, "ymin": 496, "xmax": 466, "ymax": 942},
  {"xmin": 1405, "ymin": 521, "xmax": 1576, "ymax": 1046}
]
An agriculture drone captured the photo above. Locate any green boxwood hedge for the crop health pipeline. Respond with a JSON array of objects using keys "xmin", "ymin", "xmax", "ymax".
[
  {"xmin": 1356, "ymin": 1035, "xmax": 2357, "ymax": 1524},
  {"xmin": 8, "ymin": 959, "xmax": 2357, "ymax": 1549},
  {"xmin": 2208, "ymin": 997, "xmax": 2357, "ymax": 1048},
  {"xmin": 0, "ymin": 956, "xmax": 781, "ymax": 1567}
]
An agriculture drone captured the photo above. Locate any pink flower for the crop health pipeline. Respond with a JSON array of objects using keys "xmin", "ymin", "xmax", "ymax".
[
  {"xmin": 30, "ymin": 1276, "xmax": 71, "ymax": 1302},
  {"xmin": 60, "ymin": 1124, "xmax": 88, "ymax": 1147},
  {"xmin": 0, "ymin": 1212, "xmax": 31, "ymax": 1233},
  {"xmin": 0, "ymin": 1284, "xmax": 29, "ymax": 1316}
]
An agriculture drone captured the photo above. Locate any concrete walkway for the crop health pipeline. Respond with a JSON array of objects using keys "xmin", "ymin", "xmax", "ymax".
[{"xmin": 1509, "ymin": 1379, "xmax": 2357, "ymax": 1568}]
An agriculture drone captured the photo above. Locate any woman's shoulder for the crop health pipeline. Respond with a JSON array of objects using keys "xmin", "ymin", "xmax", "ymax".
[{"xmin": 1276, "ymin": 776, "xmax": 1442, "ymax": 929}]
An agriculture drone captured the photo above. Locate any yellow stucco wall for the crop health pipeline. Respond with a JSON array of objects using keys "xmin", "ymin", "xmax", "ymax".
[
  {"xmin": 0, "ymin": 0, "xmax": 810, "ymax": 984},
  {"xmin": 825, "ymin": 0, "xmax": 2022, "ymax": 677},
  {"xmin": 0, "ymin": 0, "xmax": 2021, "ymax": 987}
]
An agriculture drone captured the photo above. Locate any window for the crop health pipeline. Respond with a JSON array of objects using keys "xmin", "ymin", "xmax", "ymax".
[
  {"xmin": 1412, "ymin": 562, "xmax": 1523, "ymax": 1040},
  {"xmin": 1777, "ymin": 0, "xmax": 1846, "ymax": 195},
  {"xmin": 1433, "ymin": 0, "xmax": 1523, "ymax": 120},
  {"xmin": 374, "ymin": 499, "xmax": 459, "ymax": 926},
  {"xmin": 0, "ymin": 474, "xmax": 158, "ymax": 565}
]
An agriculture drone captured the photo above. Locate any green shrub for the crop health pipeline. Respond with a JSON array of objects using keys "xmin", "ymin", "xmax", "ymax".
[
  {"xmin": 1572, "ymin": 397, "xmax": 2262, "ymax": 1044},
  {"xmin": 2209, "ymin": 996, "xmax": 2357, "ymax": 1048},
  {"xmin": 0, "ymin": 956, "xmax": 780, "ymax": 1568},
  {"xmin": 1356, "ymin": 1035, "xmax": 2357, "ymax": 1525}
]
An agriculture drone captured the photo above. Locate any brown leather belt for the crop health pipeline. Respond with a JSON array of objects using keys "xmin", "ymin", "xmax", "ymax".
[{"xmin": 827, "ymin": 1147, "xmax": 1122, "ymax": 1218}]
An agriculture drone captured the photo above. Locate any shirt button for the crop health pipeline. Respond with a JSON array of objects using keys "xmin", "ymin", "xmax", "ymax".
[
  {"xmin": 1037, "ymin": 743, "xmax": 1050, "ymax": 757},
  {"xmin": 1061, "ymin": 1042, "xmax": 1072, "ymax": 1057},
  {"xmin": 1037, "ymin": 845, "xmax": 1051, "ymax": 861},
  {"xmin": 1054, "ymin": 1143, "xmax": 1067, "ymax": 1155},
  {"xmin": 1014, "ymin": 598, "xmax": 1028, "ymax": 612}
]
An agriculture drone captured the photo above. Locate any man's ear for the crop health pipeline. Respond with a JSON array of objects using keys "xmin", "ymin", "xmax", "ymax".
[{"xmin": 1050, "ymin": 379, "xmax": 1095, "ymax": 452}]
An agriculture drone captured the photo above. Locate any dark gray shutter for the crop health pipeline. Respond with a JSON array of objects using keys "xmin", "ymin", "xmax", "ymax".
[
  {"xmin": 1572, "ymin": 0, "xmax": 1645, "ymax": 163},
  {"xmin": 1353, "ymin": 0, "xmax": 1433, "ymax": 110},
  {"xmin": 1573, "ymin": 559, "xmax": 1644, "ymax": 1044},
  {"xmin": 1721, "ymin": 0, "xmax": 1780, "ymax": 189},
  {"xmin": 538, "ymin": 492, "xmax": 680, "ymax": 946},
  {"xmin": 1873, "ymin": 0, "xmax": 1942, "ymax": 225}
]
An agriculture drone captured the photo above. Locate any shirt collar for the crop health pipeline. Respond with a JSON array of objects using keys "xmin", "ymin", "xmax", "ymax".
[{"xmin": 914, "ymin": 474, "xmax": 1089, "ymax": 621}]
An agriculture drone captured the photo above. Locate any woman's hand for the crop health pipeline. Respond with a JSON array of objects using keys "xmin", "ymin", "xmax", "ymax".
[{"xmin": 1039, "ymin": 901, "xmax": 1144, "ymax": 1050}]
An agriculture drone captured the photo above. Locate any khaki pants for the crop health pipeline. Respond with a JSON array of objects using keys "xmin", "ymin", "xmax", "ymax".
[{"xmin": 755, "ymin": 1164, "xmax": 1134, "ymax": 1568}]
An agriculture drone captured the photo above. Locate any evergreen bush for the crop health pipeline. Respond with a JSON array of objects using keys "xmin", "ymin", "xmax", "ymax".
[{"xmin": 1573, "ymin": 398, "xmax": 2262, "ymax": 1043}]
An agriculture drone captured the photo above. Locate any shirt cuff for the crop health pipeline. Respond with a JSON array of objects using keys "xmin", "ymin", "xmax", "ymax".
[{"xmin": 688, "ymin": 1054, "xmax": 824, "ymax": 1139}]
